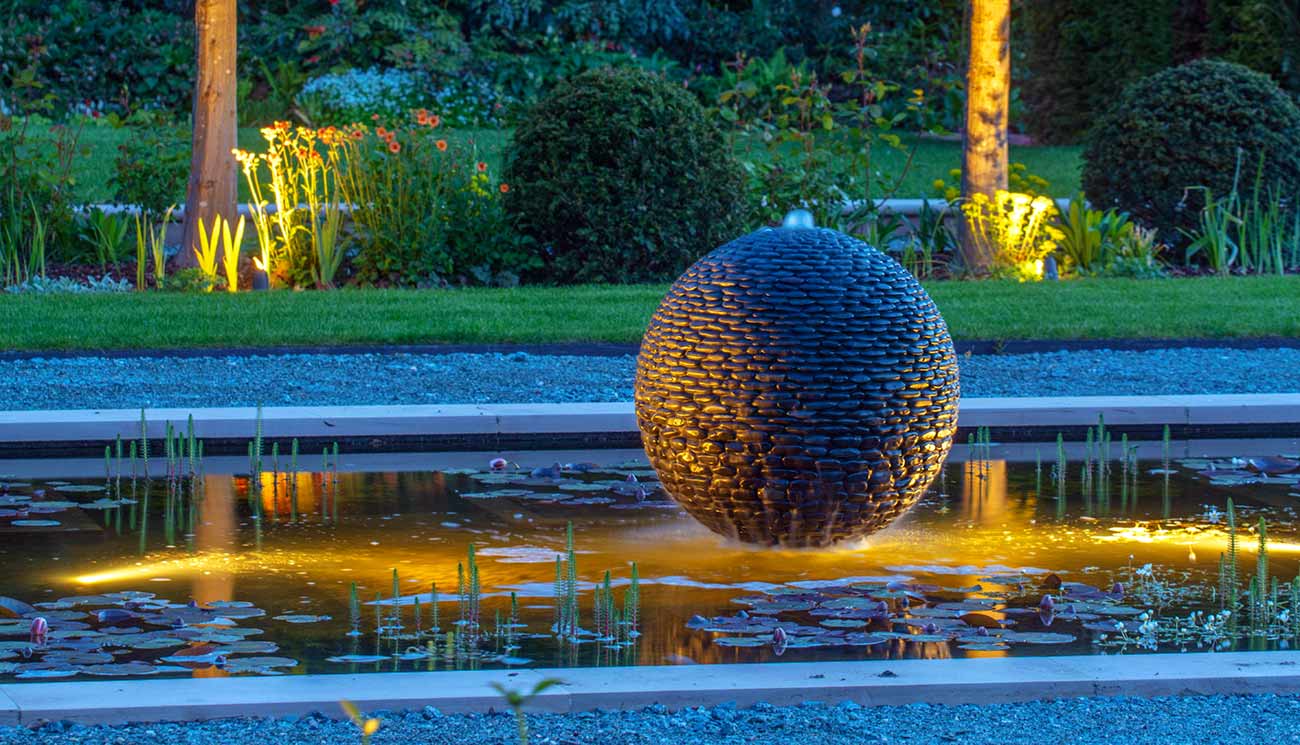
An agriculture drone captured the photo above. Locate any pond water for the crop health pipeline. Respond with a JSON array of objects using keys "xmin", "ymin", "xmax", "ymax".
[{"xmin": 2, "ymin": 435, "xmax": 1300, "ymax": 681}]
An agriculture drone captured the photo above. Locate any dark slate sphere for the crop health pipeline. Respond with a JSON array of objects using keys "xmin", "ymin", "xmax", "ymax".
[{"xmin": 634, "ymin": 221, "xmax": 960, "ymax": 547}]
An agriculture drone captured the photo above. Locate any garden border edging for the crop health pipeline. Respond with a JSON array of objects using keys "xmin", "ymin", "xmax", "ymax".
[
  {"xmin": 1, "ymin": 651, "xmax": 1299, "ymax": 726},
  {"xmin": 1, "ymin": 394, "xmax": 1300, "ymax": 456}
]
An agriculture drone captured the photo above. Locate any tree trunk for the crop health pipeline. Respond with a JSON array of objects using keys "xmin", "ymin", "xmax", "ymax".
[
  {"xmin": 959, "ymin": 0, "xmax": 1011, "ymax": 275},
  {"xmin": 177, "ymin": 0, "xmax": 238, "ymax": 270}
]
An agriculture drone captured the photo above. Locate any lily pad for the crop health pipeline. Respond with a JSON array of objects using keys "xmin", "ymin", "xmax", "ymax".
[
  {"xmin": 79, "ymin": 662, "xmax": 159, "ymax": 676},
  {"xmin": 273, "ymin": 614, "xmax": 331, "ymax": 624},
  {"xmin": 220, "ymin": 656, "xmax": 299, "ymax": 674},
  {"xmin": 327, "ymin": 654, "xmax": 390, "ymax": 663},
  {"xmin": 11, "ymin": 519, "xmax": 61, "ymax": 527}
]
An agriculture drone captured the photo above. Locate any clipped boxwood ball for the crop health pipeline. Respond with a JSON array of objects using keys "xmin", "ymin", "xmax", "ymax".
[
  {"xmin": 503, "ymin": 67, "xmax": 745, "ymax": 284},
  {"xmin": 1083, "ymin": 59, "xmax": 1300, "ymax": 243}
]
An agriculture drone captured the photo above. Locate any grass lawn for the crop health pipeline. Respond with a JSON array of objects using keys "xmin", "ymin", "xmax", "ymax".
[
  {"xmin": 1, "ymin": 276, "xmax": 1295, "ymax": 351},
  {"xmin": 48, "ymin": 124, "xmax": 1082, "ymax": 205}
]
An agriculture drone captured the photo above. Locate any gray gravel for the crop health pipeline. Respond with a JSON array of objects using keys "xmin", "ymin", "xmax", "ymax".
[
  {"xmin": 1, "ymin": 347, "xmax": 1298, "ymax": 410},
  {"xmin": 2, "ymin": 694, "xmax": 1299, "ymax": 744}
]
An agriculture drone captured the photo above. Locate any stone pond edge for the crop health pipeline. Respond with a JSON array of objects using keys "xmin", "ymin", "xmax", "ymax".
[
  {"xmin": 1, "ymin": 394, "xmax": 1299, "ymax": 451},
  {"xmin": 2, "ymin": 651, "xmax": 1300, "ymax": 726}
]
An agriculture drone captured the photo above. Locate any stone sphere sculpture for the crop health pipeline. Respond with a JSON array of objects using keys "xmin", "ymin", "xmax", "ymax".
[{"xmin": 634, "ymin": 215, "xmax": 960, "ymax": 547}]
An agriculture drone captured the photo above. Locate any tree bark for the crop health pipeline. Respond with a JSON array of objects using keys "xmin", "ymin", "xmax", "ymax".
[
  {"xmin": 177, "ymin": 0, "xmax": 238, "ymax": 270},
  {"xmin": 959, "ymin": 0, "xmax": 1011, "ymax": 275}
]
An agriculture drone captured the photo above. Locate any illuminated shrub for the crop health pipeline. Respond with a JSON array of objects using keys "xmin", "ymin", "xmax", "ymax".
[
  {"xmin": 961, "ymin": 190, "xmax": 1062, "ymax": 281},
  {"xmin": 503, "ymin": 67, "xmax": 745, "ymax": 284},
  {"xmin": 1083, "ymin": 59, "xmax": 1300, "ymax": 242}
]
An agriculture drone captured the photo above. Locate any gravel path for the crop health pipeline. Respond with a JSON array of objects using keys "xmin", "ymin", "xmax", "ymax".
[
  {"xmin": 2, "ymin": 694, "xmax": 1298, "ymax": 744},
  {"xmin": 1, "ymin": 347, "xmax": 1299, "ymax": 410}
]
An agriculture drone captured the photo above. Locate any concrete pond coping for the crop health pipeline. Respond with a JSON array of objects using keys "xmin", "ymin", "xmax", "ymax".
[
  {"xmin": 0, "ymin": 394, "xmax": 1299, "ymax": 454},
  {"xmin": 1, "ymin": 651, "xmax": 1299, "ymax": 727}
]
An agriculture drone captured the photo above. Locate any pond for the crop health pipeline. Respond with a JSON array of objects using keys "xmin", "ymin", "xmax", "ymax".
[{"xmin": 1, "ymin": 432, "xmax": 1299, "ymax": 681}]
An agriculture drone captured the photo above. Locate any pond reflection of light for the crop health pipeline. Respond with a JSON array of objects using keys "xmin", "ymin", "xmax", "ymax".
[
  {"xmin": 73, "ymin": 553, "xmax": 242, "ymax": 585},
  {"xmin": 1096, "ymin": 524, "xmax": 1300, "ymax": 554}
]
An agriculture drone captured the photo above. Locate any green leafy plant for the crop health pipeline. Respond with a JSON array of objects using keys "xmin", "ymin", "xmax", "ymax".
[
  {"xmin": 1181, "ymin": 187, "xmax": 1240, "ymax": 275},
  {"xmin": 194, "ymin": 215, "xmax": 244, "ymax": 293},
  {"xmin": 1053, "ymin": 194, "xmax": 1135, "ymax": 273},
  {"xmin": 503, "ymin": 66, "xmax": 744, "ymax": 284},
  {"xmin": 81, "ymin": 208, "xmax": 131, "ymax": 271},
  {"xmin": 490, "ymin": 678, "xmax": 563, "ymax": 745},
  {"xmin": 724, "ymin": 24, "xmax": 923, "ymax": 230},
  {"xmin": 133, "ymin": 205, "xmax": 174, "ymax": 289},
  {"xmin": 111, "ymin": 121, "xmax": 188, "ymax": 222}
]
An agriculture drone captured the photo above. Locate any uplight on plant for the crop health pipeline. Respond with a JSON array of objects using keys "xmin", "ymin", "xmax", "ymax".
[
  {"xmin": 339, "ymin": 700, "xmax": 381, "ymax": 744},
  {"xmin": 961, "ymin": 190, "xmax": 1063, "ymax": 280}
]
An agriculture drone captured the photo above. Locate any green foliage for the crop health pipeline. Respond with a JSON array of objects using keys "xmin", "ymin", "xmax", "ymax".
[
  {"xmin": 1054, "ymin": 194, "xmax": 1137, "ymax": 273},
  {"xmin": 1020, "ymin": 0, "xmax": 1176, "ymax": 144},
  {"xmin": 0, "ymin": 1, "xmax": 192, "ymax": 116},
  {"xmin": 78, "ymin": 207, "xmax": 130, "ymax": 271},
  {"xmin": 110, "ymin": 120, "xmax": 187, "ymax": 221},
  {"xmin": 0, "ymin": 89, "xmax": 82, "ymax": 277},
  {"xmin": 336, "ymin": 118, "xmax": 531, "ymax": 287},
  {"xmin": 503, "ymin": 66, "xmax": 744, "ymax": 283},
  {"xmin": 717, "ymin": 25, "xmax": 924, "ymax": 230},
  {"xmin": 1082, "ymin": 59, "xmax": 1300, "ymax": 242}
]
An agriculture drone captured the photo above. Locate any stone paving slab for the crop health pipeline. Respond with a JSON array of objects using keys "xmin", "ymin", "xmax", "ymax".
[
  {"xmin": 0, "ymin": 669, "xmax": 562, "ymax": 726},
  {"xmin": 3, "ymin": 652, "xmax": 1300, "ymax": 726},
  {"xmin": 1, "ymin": 394, "xmax": 1298, "ymax": 446}
]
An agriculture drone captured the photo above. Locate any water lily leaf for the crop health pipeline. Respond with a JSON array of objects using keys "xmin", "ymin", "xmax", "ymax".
[
  {"xmin": 819, "ymin": 619, "xmax": 868, "ymax": 629},
  {"xmin": 53, "ymin": 484, "xmax": 106, "ymax": 493},
  {"xmin": 215, "ymin": 641, "xmax": 279, "ymax": 654},
  {"xmin": 1004, "ymin": 631, "xmax": 1075, "ymax": 644},
  {"xmin": 712, "ymin": 637, "xmax": 768, "ymax": 647},
  {"xmin": 327, "ymin": 654, "xmax": 390, "ymax": 663},
  {"xmin": 16, "ymin": 669, "xmax": 78, "ymax": 679},
  {"xmin": 203, "ymin": 600, "xmax": 253, "ymax": 609},
  {"xmin": 10, "ymin": 519, "xmax": 61, "ymax": 527},
  {"xmin": 79, "ymin": 662, "xmax": 158, "ymax": 676},
  {"xmin": 959, "ymin": 642, "xmax": 1010, "ymax": 651},
  {"xmin": 220, "ymin": 656, "xmax": 298, "ymax": 673},
  {"xmin": 273, "ymin": 614, "xmax": 330, "ymax": 624},
  {"xmin": 0, "ymin": 597, "xmax": 36, "ymax": 617}
]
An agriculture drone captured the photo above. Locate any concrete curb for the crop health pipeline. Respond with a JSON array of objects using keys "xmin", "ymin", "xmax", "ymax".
[
  {"xmin": 2, "ymin": 652, "xmax": 1299, "ymax": 726},
  {"xmin": 1, "ymin": 394, "xmax": 1299, "ymax": 454}
]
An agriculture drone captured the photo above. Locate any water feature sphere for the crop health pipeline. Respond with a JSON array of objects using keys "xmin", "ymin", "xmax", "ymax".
[{"xmin": 634, "ymin": 215, "xmax": 960, "ymax": 547}]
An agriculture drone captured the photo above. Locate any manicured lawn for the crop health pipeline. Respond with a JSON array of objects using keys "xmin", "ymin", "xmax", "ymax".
[
  {"xmin": 46, "ymin": 124, "xmax": 1082, "ymax": 204},
  {"xmin": 1, "ymin": 277, "xmax": 1295, "ymax": 351}
]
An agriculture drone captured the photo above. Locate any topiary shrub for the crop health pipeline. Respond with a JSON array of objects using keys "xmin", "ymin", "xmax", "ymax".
[
  {"xmin": 1082, "ymin": 59, "xmax": 1300, "ymax": 242},
  {"xmin": 502, "ymin": 66, "xmax": 745, "ymax": 284}
]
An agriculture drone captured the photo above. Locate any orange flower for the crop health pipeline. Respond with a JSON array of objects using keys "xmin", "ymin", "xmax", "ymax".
[
  {"xmin": 476, "ymin": 161, "xmax": 488, "ymax": 172},
  {"xmin": 376, "ymin": 126, "xmax": 388, "ymax": 138},
  {"xmin": 387, "ymin": 140, "xmax": 401, "ymax": 154},
  {"xmin": 371, "ymin": 113, "xmax": 380, "ymax": 121},
  {"xmin": 436, "ymin": 139, "xmax": 448, "ymax": 152},
  {"xmin": 415, "ymin": 109, "xmax": 429, "ymax": 125},
  {"xmin": 428, "ymin": 115, "xmax": 441, "ymax": 128},
  {"xmin": 350, "ymin": 129, "xmax": 364, "ymax": 140},
  {"xmin": 499, "ymin": 183, "xmax": 510, "ymax": 194}
]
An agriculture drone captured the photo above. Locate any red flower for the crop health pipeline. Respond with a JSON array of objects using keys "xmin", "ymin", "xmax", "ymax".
[
  {"xmin": 428, "ymin": 115, "xmax": 441, "ymax": 129},
  {"xmin": 476, "ymin": 161, "xmax": 488, "ymax": 173},
  {"xmin": 387, "ymin": 140, "xmax": 401, "ymax": 154},
  {"xmin": 499, "ymin": 183, "xmax": 510, "ymax": 194},
  {"xmin": 304, "ymin": 24, "xmax": 326, "ymax": 38},
  {"xmin": 376, "ymin": 126, "xmax": 388, "ymax": 138},
  {"xmin": 306, "ymin": 55, "xmax": 321, "ymax": 65},
  {"xmin": 371, "ymin": 113, "xmax": 380, "ymax": 121},
  {"xmin": 435, "ymin": 139, "xmax": 448, "ymax": 152}
]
